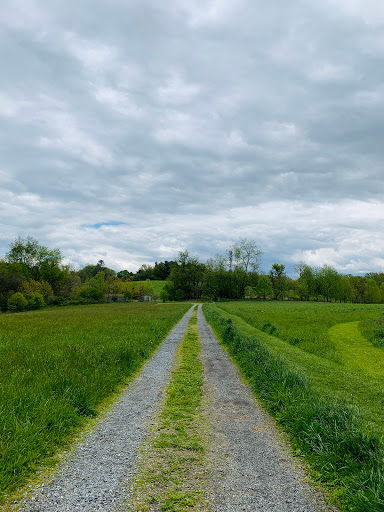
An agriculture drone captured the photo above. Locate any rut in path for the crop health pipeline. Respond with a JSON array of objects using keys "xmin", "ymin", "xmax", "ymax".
[{"xmin": 15, "ymin": 304, "xmax": 333, "ymax": 512}]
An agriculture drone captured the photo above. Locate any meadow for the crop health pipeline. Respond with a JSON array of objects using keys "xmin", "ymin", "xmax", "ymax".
[
  {"xmin": 204, "ymin": 301, "xmax": 384, "ymax": 511},
  {"xmin": 0, "ymin": 302, "xmax": 189, "ymax": 499},
  {"xmin": 217, "ymin": 301, "xmax": 384, "ymax": 361}
]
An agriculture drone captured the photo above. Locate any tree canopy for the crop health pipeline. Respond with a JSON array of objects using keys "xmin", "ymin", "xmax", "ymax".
[{"xmin": 1, "ymin": 236, "xmax": 384, "ymax": 311}]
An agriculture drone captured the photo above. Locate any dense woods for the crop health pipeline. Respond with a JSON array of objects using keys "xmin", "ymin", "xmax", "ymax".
[{"xmin": 1, "ymin": 236, "xmax": 384, "ymax": 312}]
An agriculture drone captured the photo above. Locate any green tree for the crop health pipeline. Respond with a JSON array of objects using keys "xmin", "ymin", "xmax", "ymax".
[
  {"xmin": 117, "ymin": 270, "xmax": 133, "ymax": 281},
  {"xmin": 0, "ymin": 261, "xmax": 25, "ymax": 311},
  {"xmin": 294, "ymin": 262, "xmax": 316, "ymax": 301},
  {"xmin": 78, "ymin": 263, "xmax": 115, "ymax": 282},
  {"xmin": 168, "ymin": 251, "xmax": 206, "ymax": 299},
  {"xmin": 317, "ymin": 265, "xmax": 340, "ymax": 302},
  {"xmin": 269, "ymin": 264, "xmax": 288, "ymax": 300},
  {"xmin": 21, "ymin": 279, "xmax": 55, "ymax": 304},
  {"xmin": 6, "ymin": 236, "xmax": 62, "ymax": 282},
  {"xmin": 255, "ymin": 275, "xmax": 273, "ymax": 299},
  {"xmin": 365, "ymin": 278, "xmax": 381, "ymax": 304},
  {"xmin": 203, "ymin": 255, "xmax": 232, "ymax": 300},
  {"xmin": 7, "ymin": 292, "xmax": 28, "ymax": 311},
  {"xmin": 349, "ymin": 275, "xmax": 365, "ymax": 303},
  {"xmin": 159, "ymin": 289, "xmax": 170, "ymax": 302},
  {"xmin": 79, "ymin": 271, "xmax": 107, "ymax": 302},
  {"xmin": 133, "ymin": 264, "xmax": 154, "ymax": 281},
  {"xmin": 25, "ymin": 292, "xmax": 45, "ymax": 310},
  {"xmin": 123, "ymin": 290, "xmax": 132, "ymax": 301},
  {"xmin": 153, "ymin": 261, "xmax": 174, "ymax": 280},
  {"xmin": 335, "ymin": 275, "xmax": 353, "ymax": 303},
  {"xmin": 365, "ymin": 272, "xmax": 384, "ymax": 287},
  {"xmin": 227, "ymin": 239, "xmax": 262, "ymax": 298}
]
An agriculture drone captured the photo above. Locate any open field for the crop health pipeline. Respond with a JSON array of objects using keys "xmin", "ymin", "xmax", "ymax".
[
  {"xmin": 217, "ymin": 301, "xmax": 384, "ymax": 361},
  {"xmin": 204, "ymin": 301, "xmax": 384, "ymax": 511},
  {"xmin": 0, "ymin": 302, "xmax": 189, "ymax": 499},
  {"xmin": 214, "ymin": 301, "xmax": 384, "ymax": 428}
]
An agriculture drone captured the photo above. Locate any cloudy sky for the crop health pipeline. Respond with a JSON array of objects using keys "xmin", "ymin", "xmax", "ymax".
[{"xmin": 1, "ymin": 0, "xmax": 384, "ymax": 275}]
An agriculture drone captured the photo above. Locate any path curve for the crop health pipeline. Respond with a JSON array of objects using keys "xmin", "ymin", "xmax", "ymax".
[
  {"xmin": 17, "ymin": 305, "xmax": 195, "ymax": 512},
  {"xmin": 198, "ymin": 305, "xmax": 334, "ymax": 512}
]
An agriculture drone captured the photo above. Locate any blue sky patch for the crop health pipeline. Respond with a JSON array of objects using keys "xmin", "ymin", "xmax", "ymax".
[{"xmin": 85, "ymin": 221, "xmax": 126, "ymax": 229}]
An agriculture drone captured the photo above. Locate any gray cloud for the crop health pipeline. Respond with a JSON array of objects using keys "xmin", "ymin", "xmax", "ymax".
[{"xmin": 1, "ymin": 0, "xmax": 384, "ymax": 275}]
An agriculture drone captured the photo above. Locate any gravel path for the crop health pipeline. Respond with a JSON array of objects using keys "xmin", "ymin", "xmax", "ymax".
[
  {"xmin": 17, "ymin": 305, "xmax": 195, "ymax": 512},
  {"xmin": 198, "ymin": 305, "xmax": 334, "ymax": 512}
]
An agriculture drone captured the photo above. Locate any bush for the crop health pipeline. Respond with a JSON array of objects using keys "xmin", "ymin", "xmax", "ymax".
[
  {"xmin": 7, "ymin": 292, "xmax": 28, "ymax": 312},
  {"xmin": 123, "ymin": 290, "xmax": 132, "ymax": 302},
  {"xmin": 159, "ymin": 289, "xmax": 170, "ymax": 302},
  {"xmin": 54, "ymin": 296, "xmax": 69, "ymax": 306},
  {"xmin": 26, "ymin": 292, "xmax": 45, "ymax": 310}
]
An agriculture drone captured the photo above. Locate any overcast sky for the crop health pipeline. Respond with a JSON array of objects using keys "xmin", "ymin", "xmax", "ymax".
[{"xmin": 1, "ymin": 0, "xmax": 384, "ymax": 275}]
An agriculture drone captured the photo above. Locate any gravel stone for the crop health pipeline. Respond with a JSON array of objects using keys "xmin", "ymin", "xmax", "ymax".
[
  {"xmin": 198, "ymin": 305, "xmax": 335, "ymax": 512},
  {"xmin": 17, "ymin": 305, "xmax": 195, "ymax": 512}
]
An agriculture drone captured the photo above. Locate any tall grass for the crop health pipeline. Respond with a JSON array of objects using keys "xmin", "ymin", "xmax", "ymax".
[
  {"xmin": 0, "ymin": 302, "xmax": 189, "ymax": 498},
  {"xmin": 203, "ymin": 304, "xmax": 384, "ymax": 511},
  {"xmin": 360, "ymin": 317, "xmax": 384, "ymax": 348}
]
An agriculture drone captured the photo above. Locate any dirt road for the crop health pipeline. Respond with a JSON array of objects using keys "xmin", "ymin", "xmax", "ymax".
[{"xmin": 15, "ymin": 304, "xmax": 333, "ymax": 512}]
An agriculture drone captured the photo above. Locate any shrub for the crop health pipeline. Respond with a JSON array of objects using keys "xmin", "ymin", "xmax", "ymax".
[
  {"xmin": 123, "ymin": 290, "xmax": 132, "ymax": 302},
  {"xmin": 7, "ymin": 292, "xmax": 28, "ymax": 312},
  {"xmin": 26, "ymin": 292, "xmax": 45, "ymax": 310},
  {"xmin": 159, "ymin": 289, "xmax": 170, "ymax": 302}
]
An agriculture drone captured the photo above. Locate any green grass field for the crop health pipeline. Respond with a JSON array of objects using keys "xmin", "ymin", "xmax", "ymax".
[
  {"xmin": 0, "ymin": 302, "xmax": 189, "ymax": 499},
  {"xmin": 204, "ymin": 301, "xmax": 384, "ymax": 511},
  {"xmin": 217, "ymin": 301, "xmax": 384, "ymax": 361},
  {"xmin": 214, "ymin": 301, "xmax": 384, "ymax": 429}
]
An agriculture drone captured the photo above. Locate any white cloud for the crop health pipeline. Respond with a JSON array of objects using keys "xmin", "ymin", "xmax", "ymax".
[
  {"xmin": 39, "ymin": 111, "xmax": 113, "ymax": 166},
  {"xmin": 156, "ymin": 71, "xmax": 202, "ymax": 105},
  {"xmin": 64, "ymin": 32, "xmax": 118, "ymax": 74},
  {"xmin": 326, "ymin": 0, "xmax": 384, "ymax": 26},
  {"xmin": 1, "ymin": 1, "xmax": 384, "ymax": 276},
  {"xmin": 94, "ymin": 86, "xmax": 144, "ymax": 118},
  {"xmin": 225, "ymin": 130, "xmax": 250, "ymax": 150},
  {"xmin": 176, "ymin": 0, "xmax": 244, "ymax": 28},
  {"xmin": 309, "ymin": 63, "xmax": 355, "ymax": 82}
]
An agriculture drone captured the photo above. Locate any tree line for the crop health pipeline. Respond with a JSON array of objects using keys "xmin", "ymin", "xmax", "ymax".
[{"xmin": 1, "ymin": 236, "xmax": 384, "ymax": 312}]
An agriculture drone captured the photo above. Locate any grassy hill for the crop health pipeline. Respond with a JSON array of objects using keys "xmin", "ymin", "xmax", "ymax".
[{"xmin": 129, "ymin": 280, "xmax": 167, "ymax": 298}]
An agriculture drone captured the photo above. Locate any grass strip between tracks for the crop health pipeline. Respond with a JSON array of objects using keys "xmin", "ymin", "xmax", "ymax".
[{"xmin": 130, "ymin": 306, "xmax": 209, "ymax": 512}]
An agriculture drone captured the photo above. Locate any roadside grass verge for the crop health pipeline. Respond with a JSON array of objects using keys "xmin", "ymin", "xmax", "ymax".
[
  {"xmin": 130, "ymin": 307, "xmax": 208, "ymax": 512},
  {"xmin": 217, "ymin": 301, "xmax": 384, "ymax": 362},
  {"xmin": 0, "ymin": 302, "xmax": 190, "ymax": 501},
  {"xmin": 203, "ymin": 303, "xmax": 384, "ymax": 512}
]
